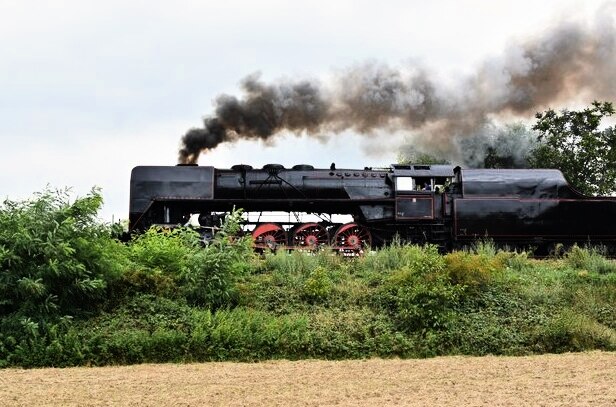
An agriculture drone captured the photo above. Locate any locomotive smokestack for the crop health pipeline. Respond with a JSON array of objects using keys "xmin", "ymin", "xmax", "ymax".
[{"xmin": 179, "ymin": 5, "xmax": 616, "ymax": 164}]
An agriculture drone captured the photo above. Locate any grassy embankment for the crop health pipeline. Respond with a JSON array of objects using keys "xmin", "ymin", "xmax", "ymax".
[{"xmin": 0, "ymin": 189, "xmax": 615, "ymax": 367}]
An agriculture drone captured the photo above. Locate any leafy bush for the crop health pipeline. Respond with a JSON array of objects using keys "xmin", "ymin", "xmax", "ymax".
[
  {"xmin": 376, "ymin": 245, "xmax": 461, "ymax": 332},
  {"xmin": 111, "ymin": 268, "xmax": 177, "ymax": 299},
  {"xmin": 0, "ymin": 188, "xmax": 126, "ymax": 318},
  {"xmin": 181, "ymin": 210, "xmax": 256, "ymax": 309},
  {"xmin": 65, "ymin": 295, "xmax": 194, "ymax": 366},
  {"xmin": 236, "ymin": 272, "xmax": 305, "ymax": 314},
  {"xmin": 0, "ymin": 314, "xmax": 91, "ymax": 368},
  {"xmin": 129, "ymin": 227, "xmax": 200, "ymax": 276},
  {"xmin": 188, "ymin": 307, "xmax": 311, "ymax": 361},
  {"xmin": 120, "ymin": 209, "xmax": 255, "ymax": 309},
  {"xmin": 302, "ymin": 266, "xmax": 334, "ymax": 302},
  {"xmin": 306, "ymin": 308, "xmax": 413, "ymax": 358},
  {"xmin": 444, "ymin": 251, "xmax": 503, "ymax": 289},
  {"xmin": 445, "ymin": 284, "xmax": 550, "ymax": 356}
]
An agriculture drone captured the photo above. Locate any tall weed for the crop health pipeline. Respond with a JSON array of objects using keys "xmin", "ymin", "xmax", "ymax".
[
  {"xmin": 359, "ymin": 241, "xmax": 443, "ymax": 276},
  {"xmin": 565, "ymin": 245, "xmax": 616, "ymax": 275}
]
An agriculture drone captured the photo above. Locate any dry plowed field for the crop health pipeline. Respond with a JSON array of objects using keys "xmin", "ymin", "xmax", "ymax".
[{"xmin": 1, "ymin": 352, "xmax": 614, "ymax": 406}]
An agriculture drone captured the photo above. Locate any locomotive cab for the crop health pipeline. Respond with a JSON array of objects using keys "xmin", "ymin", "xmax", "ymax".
[
  {"xmin": 391, "ymin": 164, "xmax": 454, "ymax": 221},
  {"xmin": 391, "ymin": 164, "xmax": 453, "ymax": 194}
]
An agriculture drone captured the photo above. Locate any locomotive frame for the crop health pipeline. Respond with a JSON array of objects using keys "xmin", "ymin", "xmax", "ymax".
[{"xmin": 129, "ymin": 163, "xmax": 616, "ymax": 254}]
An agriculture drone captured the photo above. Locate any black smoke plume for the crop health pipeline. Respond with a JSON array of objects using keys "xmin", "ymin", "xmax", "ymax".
[{"xmin": 179, "ymin": 5, "xmax": 616, "ymax": 164}]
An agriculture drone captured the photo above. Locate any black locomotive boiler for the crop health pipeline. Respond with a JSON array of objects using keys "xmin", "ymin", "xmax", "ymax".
[{"xmin": 129, "ymin": 163, "xmax": 616, "ymax": 253}]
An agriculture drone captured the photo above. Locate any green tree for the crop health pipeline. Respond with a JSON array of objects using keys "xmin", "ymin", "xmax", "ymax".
[{"xmin": 529, "ymin": 101, "xmax": 616, "ymax": 196}]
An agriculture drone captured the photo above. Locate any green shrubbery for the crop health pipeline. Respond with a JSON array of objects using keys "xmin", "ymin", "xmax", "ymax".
[
  {"xmin": 116, "ymin": 209, "xmax": 254, "ymax": 309},
  {"xmin": 1, "ymin": 188, "xmax": 615, "ymax": 367},
  {"xmin": 564, "ymin": 245, "xmax": 616, "ymax": 275},
  {"xmin": 0, "ymin": 188, "xmax": 125, "ymax": 319},
  {"xmin": 375, "ymin": 245, "xmax": 461, "ymax": 333},
  {"xmin": 180, "ymin": 210, "xmax": 255, "ymax": 309}
]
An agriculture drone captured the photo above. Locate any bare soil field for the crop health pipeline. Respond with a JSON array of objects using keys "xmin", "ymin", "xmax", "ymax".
[{"xmin": 0, "ymin": 352, "xmax": 614, "ymax": 406}]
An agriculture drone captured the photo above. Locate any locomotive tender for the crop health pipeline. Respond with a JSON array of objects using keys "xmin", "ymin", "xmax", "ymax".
[{"xmin": 129, "ymin": 163, "xmax": 616, "ymax": 253}]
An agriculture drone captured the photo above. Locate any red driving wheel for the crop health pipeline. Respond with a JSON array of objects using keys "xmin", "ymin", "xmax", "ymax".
[
  {"xmin": 332, "ymin": 223, "xmax": 372, "ymax": 255},
  {"xmin": 291, "ymin": 223, "xmax": 329, "ymax": 249},
  {"xmin": 252, "ymin": 223, "xmax": 287, "ymax": 251}
]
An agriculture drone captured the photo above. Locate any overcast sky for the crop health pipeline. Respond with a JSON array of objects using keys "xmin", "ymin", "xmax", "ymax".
[{"xmin": 0, "ymin": 0, "xmax": 610, "ymax": 221}]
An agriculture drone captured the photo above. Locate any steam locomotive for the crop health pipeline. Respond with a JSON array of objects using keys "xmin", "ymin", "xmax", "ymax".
[{"xmin": 129, "ymin": 163, "xmax": 616, "ymax": 254}]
